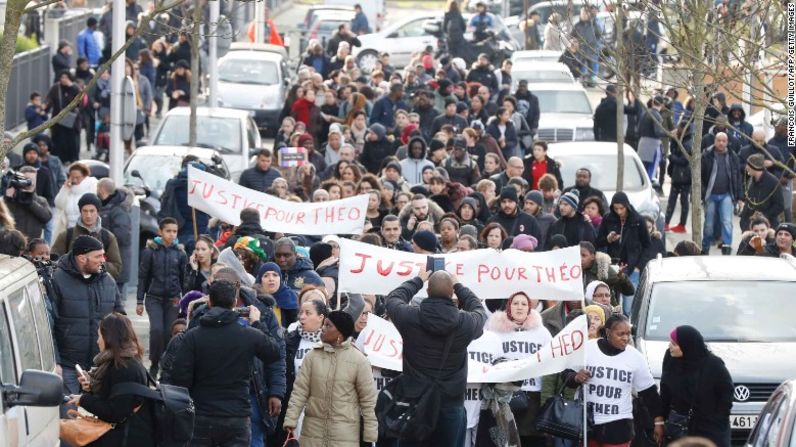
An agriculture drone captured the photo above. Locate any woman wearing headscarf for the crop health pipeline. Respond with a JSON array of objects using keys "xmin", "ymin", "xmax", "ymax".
[
  {"xmin": 284, "ymin": 310, "xmax": 378, "ymax": 447},
  {"xmin": 661, "ymin": 326, "xmax": 733, "ymax": 446},
  {"xmin": 257, "ymin": 262, "xmax": 300, "ymax": 328},
  {"xmin": 486, "ymin": 291, "xmax": 552, "ymax": 446},
  {"xmin": 585, "ymin": 280, "xmax": 621, "ymax": 316},
  {"xmin": 566, "ymin": 314, "xmax": 665, "ymax": 447},
  {"xmin": 596, "ymin": 192, "xmax": 650, "ymax": 316}
]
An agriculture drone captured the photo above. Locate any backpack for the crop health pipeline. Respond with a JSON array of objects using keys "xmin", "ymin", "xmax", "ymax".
[
  {"xmin": 66, "ymin": 227, "xmax": 112, "ymax": 252},
  {"xmin": 158, "ymin": 179, "xmax": 186, "ymax": 228},
  {"xmin": 112, "ymin": 371, "xmax": 195, "ymax": 446}
]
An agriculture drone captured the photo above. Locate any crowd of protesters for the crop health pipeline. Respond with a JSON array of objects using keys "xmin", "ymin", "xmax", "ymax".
[{"xmin": 0, "ymin": 0, "xmax": 794, "ymax": 445}]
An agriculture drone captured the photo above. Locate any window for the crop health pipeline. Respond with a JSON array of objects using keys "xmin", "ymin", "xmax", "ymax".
[
  {"xmin": 0, "ymin": 305, "xmax": 16, "ymax": 386},
  {"xmin": 154, "ymin": 116, "xmax": 243, "ymax": 154},
  {"xmin": 399, "ymin": 20, "xmax": 428, "ymax": 38},
  {"xmin": 27, "ymin": 283, "xmax": 55, "ymax": 371},
  {"xmin": 7, "ymin": 288, "xmax": 42, "ymax": 372},
  {"xmin": 218, "ymin": 59, "xmax": 279, "ymax": 85},
  {"xmin": 534, "ymin": 91, "xmax": 593, "ymax": 114},
  {"xmin": 554, "ymin": 153, "xmax": 645, "ymax": 191}
]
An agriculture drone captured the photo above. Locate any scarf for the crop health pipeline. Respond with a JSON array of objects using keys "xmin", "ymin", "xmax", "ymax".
[
  {"xmin": 481, "ymin": 383, "xmax": 521, "ymax": 447},
  {"xmin": 298, "ymin": 326, "xmax": 321, "ymax": 343},
  {"xmin": 89, "ymin": 346, "xmax": 140, "ymax": 395}
]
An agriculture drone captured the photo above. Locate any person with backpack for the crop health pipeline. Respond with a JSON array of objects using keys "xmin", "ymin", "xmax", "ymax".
[
  {"xmin": 51, "ymin": 192, "xmax": 123, "ymax": 281},
  {"xmin": 65, "ymin": 313, "xmax": 156, "ymax": 446},
  {"xmin": 382, "ymin": 270, "xmax": 487, "ymax": 446},
  {"xmin": 172, "ymin": 280, "xmax": 283, "ymax": 446},
  {"xmin": 137, "ymin": 217, "xmax": 188, "ymax": 379}
]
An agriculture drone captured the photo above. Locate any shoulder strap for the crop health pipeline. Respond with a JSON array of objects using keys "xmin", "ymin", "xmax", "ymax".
[
  {"xmin": 111, "ymin": 381, "xmax": 163, "ymax": 401},
  {"xmin": 433, "ymin": 333, "xmax": 455, "ymax": 381}
]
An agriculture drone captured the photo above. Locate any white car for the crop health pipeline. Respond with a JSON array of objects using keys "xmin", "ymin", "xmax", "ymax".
[
  {"xmin": 354, "ymin": 14, "xmax": 439, "ymax": 73},
  {"xmin": 547, "ymin": 141, "xmax": 664, "ymax": 230},
  {"xmin": 511, "ymin": 50, "xmax": 562, "ymax": 65},
  {"xmin": 150, "ymin": 107, "xmax": 261, "ymax": 180},
  {"xmin": 530, "ymin": 82, "xmax": 594, "ymax": 141},
  {"xmin": 511, "ymin": 61, "xmax": 575, "ymax": 88}
]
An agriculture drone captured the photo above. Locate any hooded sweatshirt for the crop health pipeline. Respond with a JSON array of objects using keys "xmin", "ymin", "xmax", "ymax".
[
  {"xmin": 400, "ymin": 136, "xmax": 435, "ymax": 185},
  {"xmin": 727, "ymin": 103, "xmax": 753, "ymax": 142},
  {"xmin": 256, "ymin": 262, "xmax": 299, "ymax": 310},
  {"xmin": 360, "ymin": 123, "xmax": 395, "ymax": 174},
  {"xmin": 596, "ymin": 192, "xmax": 650, "ymax": 272}
]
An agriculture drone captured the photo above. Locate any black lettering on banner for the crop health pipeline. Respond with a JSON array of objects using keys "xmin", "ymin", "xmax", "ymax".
[{"xmin": 374, "ymin": 377, "xmax": 387, "ymax": 391}]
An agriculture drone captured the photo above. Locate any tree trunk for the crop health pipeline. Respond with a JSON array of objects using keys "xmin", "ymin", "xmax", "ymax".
[
  {"xmin": 615, "ymin": 0, "xmax": 624, "ymax": 192},
  {"xmin": 189, "ymin": 2, "xmax": 202, "ymax": 147},
  {"xmin": 689, "ymin": 79, "xmax": 706, "ymax": 246},
  {"xmin": 0, "ymin": 0, "xmax": 26, "ymax": 160}
]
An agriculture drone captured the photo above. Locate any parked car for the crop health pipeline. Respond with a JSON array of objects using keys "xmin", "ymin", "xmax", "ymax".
[
  {"xmin": 631, "ymin": 255, "xmax": 796, "ymax": 445},
  {"xmin": 528, "ymin": 82, "xmax": 594, "ymax": 142},
  {"xmin": 303, "ymin": 10, "xmax": 356, "ymax": 52},
  {"xmin": 511, "ymin": 49, "xmax": 562, "ymax": 64},
  {"xmin": 354, "ymin": 13, "xmax": 520, "ymax": 73},
  {"xmin": 547, "ymin": 141, "xmax": 663, "ymax": 231},
  {"xmin": 150, "ymin": 106, "xmax": 260, "ymax": 180},
  {"xmin": 0, "ymin": 255, "xmax": 63, "ymax": 447},
  {"xmin": 123, "ymin": 146, "xmax": 231, "ymax": 245},
  {"xmin": 511, "ymin": 61, "xmax": 576, "ymax": 88},
  {"xmin": 298, "ymin": 5, "xmax": 352, "ymax": 34},
  {"xmin": 217, "ymin": 43, "xmax": 291, "ymax": 133},
  {"xmin": 745, "ymin": 379, "xmax": 796, "ymax": 447}
]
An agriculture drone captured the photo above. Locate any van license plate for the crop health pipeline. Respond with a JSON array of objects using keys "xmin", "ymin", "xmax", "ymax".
[{"xmin": 730, "ymin": 415, "xmax": 758, "ymax": 429}]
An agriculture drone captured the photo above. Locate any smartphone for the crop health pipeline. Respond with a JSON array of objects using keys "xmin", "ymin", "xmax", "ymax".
[
  {"xmin": 75, "ymin": 364, "xmax": 88, "ymax": 381},
  {"xmin": 426, "ymin": 256, "xmax": 445, "ymax": 272}
]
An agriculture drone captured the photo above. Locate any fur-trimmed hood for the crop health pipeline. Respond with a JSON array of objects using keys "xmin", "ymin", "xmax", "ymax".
[
  {"xmin": 398, "ymin": 197, "xmax": 446, "ymax": 223},
  {"xmin": 740, "ymin": 229, "xmax": 775, "ymax": 241},
  {"xmin": 486, "ymin": 309, "xmax": 543, "ymax": 333},
  {"xmin": 593, "ymin": 251, "xmax": 612, "ymax": 280}
]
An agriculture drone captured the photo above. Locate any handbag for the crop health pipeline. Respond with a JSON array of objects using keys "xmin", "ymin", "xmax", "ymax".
[
  {"xmin": 509, "ymin": 390, "xmax": 529, "ymax": 413},
  {"xmin": 375, "ymin": 334, "xmax": 454, "ymax": 442},
  {"xmin": 664, "ymin": 364, "xmax": 705, "ymax": 442},
  {"xmin": 535, "ymin": 384, "xmax": 585, "ymax": 440},
  {"xmin": 56, "ymin": 85, "xmax": 79, "ymax": 129},
  {"xmin": 60, "ymin": 409, "xmax": 114, "ymax": 446}
]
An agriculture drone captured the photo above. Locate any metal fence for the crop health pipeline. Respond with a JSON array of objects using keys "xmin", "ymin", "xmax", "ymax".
[
  {"xmin": 44, "ymin": 9, "xmax": 93, "ymax": 65},
  {"xmin": 6, "ymin": 45, "xmax": 51, "ymax": 130}
]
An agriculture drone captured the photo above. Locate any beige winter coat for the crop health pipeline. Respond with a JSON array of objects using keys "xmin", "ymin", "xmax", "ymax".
[{"xmin": 284, "ymin": 340, "xmax": 378, "ymax": 447}]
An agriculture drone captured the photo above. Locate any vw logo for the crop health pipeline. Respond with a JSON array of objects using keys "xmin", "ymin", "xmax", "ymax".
[{"xmin": 734, "ymin": 385, "xmax": 751, "ymax": 402}]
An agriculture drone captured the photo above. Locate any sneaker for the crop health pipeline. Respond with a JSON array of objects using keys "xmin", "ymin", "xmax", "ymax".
[
  {"xmin": 671, "ymin": 225, "xmax": 687, "ymax": 233},
  {"xmin": 721, "ymin": 246, "xmax": 732, "ymax": 256},
  {"xmin": 664, "ymin": 224, "xmax": 671, "ymax": 232}
]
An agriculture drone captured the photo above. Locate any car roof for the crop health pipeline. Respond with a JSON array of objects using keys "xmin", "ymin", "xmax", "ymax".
[
  {"xmin": 549, "ymin": 141, "xmax": 637, "ymax": 155},
  {"xmin": 0, "ymin": 254, "xmax": 36, "ymax": 290},
  {"xmin": 130, "ymin": 145, "xmax": 222, "ymax": 159},
  {"xmin": 645, "ymin": 255, "xmax": 796, "ymax": 283},
  {"xmin": 312, "ymin": 10, "xmax": 356, "ymax": 20},
  {"xmin": 513, "ymin": 50, "xmax": 561, "ymax": 59},
  {"xmin": 525, "ymin": 82, "xmax": 587, "ymax": 92},
  {"xmin": 513, "ymin": 61, "xmax": 570, "ymax": 71},
  {"xmin": 162, "ymin": 107, "xmax": 251, "ymax": 119},
  {"xmin": 227, "ymin": 42, "xmax": 287, "ymax": 59}
]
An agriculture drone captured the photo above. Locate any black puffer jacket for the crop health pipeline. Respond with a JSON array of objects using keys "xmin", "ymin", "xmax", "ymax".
[
  {"xmin": 385, "ymin": 277, "xmax": 487, "ymax": 406},
  {"xmin": 239, "ymin": 166, "xmax": 282, "ymax": 193},
  {"xmin": 596, "ymin": 192, "xmax": 650, "ymax": 273},
  {"xmin": 99, "ymin": 188, "xmax": 134, "ymax": 283},
  {"xmin": 51, "ymin": 253, "xmax": 124, "ymax": 368},
  {"xmin": 488, "ymin": 208, "xmax": 542, "ymax": 242},
  {"xmin": 171, "ymin": 307, "xmax": 282, "ymax": 417},
  {"xmin": 136, "ymin": 239, "xmax": 188, "ymax": 304}
]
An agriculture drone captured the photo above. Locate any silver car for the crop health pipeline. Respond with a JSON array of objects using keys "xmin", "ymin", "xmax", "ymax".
[
  {"xmin": 632, "ymin": 255, "xmax": 796, "ymax": 445},
  {"xmin": 547, "ymin": 142, "xmax": 664, "ymax": 230},
  {"xmin": 216, "ymin": 43, "xmax": 291, "ymax": 133},
  {"xmin": 745, "ymin": 379, "xmax": 796, "ymax": 447}
]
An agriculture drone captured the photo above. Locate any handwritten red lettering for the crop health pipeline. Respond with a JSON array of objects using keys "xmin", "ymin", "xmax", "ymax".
[{"xmin": 349, "ymin": 253, "xmax": 371, "ymax": 274}]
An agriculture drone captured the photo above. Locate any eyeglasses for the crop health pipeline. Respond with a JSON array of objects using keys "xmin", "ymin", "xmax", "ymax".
[{"xmin": 593, "ymin": 293, "xmax": 611, "ymax": 298}]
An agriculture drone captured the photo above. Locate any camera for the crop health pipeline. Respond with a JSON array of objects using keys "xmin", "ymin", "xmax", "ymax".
[
  {"xmin": 233, "ymin": 306, "xmax": 250, "ymax": 317},
  {"xmin": 3, "ymin": 169, "xmax": 32, "ymax": 190}
]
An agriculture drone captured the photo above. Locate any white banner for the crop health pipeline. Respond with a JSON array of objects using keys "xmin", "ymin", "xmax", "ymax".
[
  {"xmin": 356, "ymin": 314, "xmax": 587, "ymax": 384},
  {"xmin": 187, "ymin": 167, "xmax": 369, "ymax": 234},
  {"xmin": 338, "ymin": 238, "xmax": 584, "ymax": 300}
]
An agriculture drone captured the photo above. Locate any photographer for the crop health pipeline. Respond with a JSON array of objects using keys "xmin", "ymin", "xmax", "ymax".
[{"xmin": 5, "ymin": 166, "xmax": 52, "ymax": 239}]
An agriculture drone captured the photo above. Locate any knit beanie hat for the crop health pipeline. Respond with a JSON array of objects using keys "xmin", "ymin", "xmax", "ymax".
[
  {"xmin": 72, "ymin": 235, "xmax": 104, "ymax": 255},
  {"xmin": 499, "ymin": 186, "xmax": 518, "ymax": 203},
  {"xmin": 309, "ymin": 242, "xmax": 333, "ymax": 269},
  {"xmin": 584, "ymin": 304, "xmax": 606, "ymax": 327},
  {"xmin": 255, "ymin": 262, "xmax": 282, "ymax": 284},
  {"xmin": 233, "ymin": 236, "xmax": 268, "ymax": 260},
  {"xmin": 326, "ymin": 310, "xmax": 355, "ymax": 339},
  {"xmin": 510, "ymin": 234, "xmax": 538, "ymax": 252},
  {"xmin": 78, "ymin": 193, "xmax": 102, "ymax": 211},
  {"xmin": 560, "ymin": 189, "xmax": 580, "ymax": 210},
  {"xmin": 460, "ymin": 224, "xmax": 478, "ymax": 239},
  {"xmin": 775, "ymin": 223, "xmax": 796, "ymax": 239},
  {"xmin": 525, "ymin": 190, "xmax": 544, "ymax": 207},
  {"xmin": 22, "ymin": 142, "xmax": 39, "ymax": 156},
  {"xmin": 412, "ymin": 230, "xmax": 438, "ymax": 253}
]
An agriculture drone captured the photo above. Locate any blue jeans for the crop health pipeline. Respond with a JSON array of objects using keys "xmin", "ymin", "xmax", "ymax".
[
  {"xmin": 250, "ymin": 393, "xmax": 267, "ymax": 447},
  {"xmin": 192, "ymin": 415, "xmax": 251, "ymax": 447},
  {"xmin": 702, "ymin": 193, "xmax": 734, "ymax": 252},
  {"xmin": 44, "ymin": 215, "xmax": 54, "ymax": 244},
  {"xmin": 623, "ymin": 270, "xmax": 640, "ymax": 316},
  {"xmin": 399, "ymin": 406, "xmax": 466, "ymax": 447}
]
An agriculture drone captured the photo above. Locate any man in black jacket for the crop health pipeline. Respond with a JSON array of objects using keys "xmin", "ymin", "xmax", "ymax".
[
  {"xmin": 239, "ymin": 149, "xmax": 282, "ymax": 192},
  {"xmin": 51, "ymin": 235, "xmax": 124, "ymax": 407},
  {"xmin": 412, "ymin": 90, "xmax": 440, "ymax": 143},
  {"xmin": 562, "ymin": 168, "xmax": 608, "ymax": 211},
  {"xmin": 381, "ymin": 214, "xmax": 413, "ymax": 251},
  {"xmin": 5, "ymin": 166, "xmax": 52, "ymax": 240},
  {"xmin": 385, "ymin": 270, "xmax": 487, "ymax": 447},
  {"xmin": 701, "ymin": 132, "xmax": 743, "ymax": 254},
  {"xmin": 489, "ymin": 186, "xmax": 542, "ymax": 244},
  {"xmin": 593, "ymin": 84, "xmax": 634, "ymax": 142},
  {"xmin": 740, "ymin": 153, "xmax": 783, "ymax": 231},
  {"xmin": 172, "ymin": 280, "xmax": 282, "ymax": 446},
  {"xmin": 546, "ymin": 190, "xmax": 595, "ymax": 247}
]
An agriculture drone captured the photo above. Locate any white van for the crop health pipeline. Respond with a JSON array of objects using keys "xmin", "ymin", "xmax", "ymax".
[{"xmin": 0, "ymin": 255, "xmax": 63, "ymax": 447}]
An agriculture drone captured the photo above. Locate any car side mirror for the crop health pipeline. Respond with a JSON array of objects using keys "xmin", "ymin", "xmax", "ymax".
[
  {"xmin": 387, "ymin": 32, "xmax": 398, "ymax": 38},
  {"xmin": 2, "ymin": 370, "xmax": 63, "ymax": 408},
  {"xmin": 130, "ymin": 169, "xmax": 143, "ymax": 180}
]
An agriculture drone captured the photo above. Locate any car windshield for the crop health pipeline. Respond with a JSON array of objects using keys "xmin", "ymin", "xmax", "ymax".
[
  {"xmin": 514, "ymin": 55, "xmax": 560, "ymax": 64},
  {"xmin": 154, "ymin": 116, "xmax": 241, "ymax": 153},
  {"xmin": 513, "ymin": 70, "xmax": 572, "ymax": 84},
  {"xmin": 124, "ymin": 155, "xmax": 183, "ymax": 195},
  {"xmin": 645, "ymin": 281, "xmax": 796, "ymax": 342},
  {"xmin": 535, "ymin": 90, "xmax": 592, "ymax": 114},
  {"xmin": 554, "ymin": 153, "xmax": 645, "ymax": 190},
  {"xmin": 218, "ymin": 58, "xmax": 279, "ymax": 85}
]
